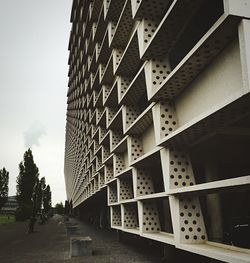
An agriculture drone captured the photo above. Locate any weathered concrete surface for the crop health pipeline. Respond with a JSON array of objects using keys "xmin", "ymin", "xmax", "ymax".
[
  {"xmin": 66, "ymin": 225, "xmax": 79, "ymax": 236},
  {"xmin": 70, "ymin": 236, "xmax": 92, "ymax": 257}
]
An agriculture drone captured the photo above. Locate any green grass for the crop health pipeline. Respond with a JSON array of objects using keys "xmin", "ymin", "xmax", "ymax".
[{"xmin": 0, "ymin": 215, "xmax": 15, "ymax": 225}]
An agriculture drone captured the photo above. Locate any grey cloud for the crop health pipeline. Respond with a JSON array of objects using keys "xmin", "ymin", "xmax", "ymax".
[{"xmin": 23, "ymin": 121, "xmax": 46, "ymax": 148}]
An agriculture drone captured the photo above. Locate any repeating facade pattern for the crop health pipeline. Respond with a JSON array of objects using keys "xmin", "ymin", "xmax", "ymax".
[{"xmin": 65, "ymin": 0, "xmax": 250, "ymax": 262}]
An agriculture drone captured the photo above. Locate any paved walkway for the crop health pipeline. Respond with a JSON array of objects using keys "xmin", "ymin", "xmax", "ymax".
[
  {"xmin": 0, "ymin": 215, "xmax": 166, "ymax": 263},
  {"xmin": 68, "ymin": 217, "xmax": 165, "ymax": 263}
]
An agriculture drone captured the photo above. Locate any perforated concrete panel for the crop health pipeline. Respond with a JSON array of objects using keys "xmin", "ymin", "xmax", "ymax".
[
  {"xmin": 111, "ymin": 205, "xmax": 122, "ymax": 227},
  {"xmin": 122, "ymin": 203, "xmax": 139, "ymax": 229},
  {"xmin": 127, "ymin": 136, "xmax": 144, "ymax": 164},
  {"xmin": 118, "ymin": 175, "xmax": 134, "ymax": 201},
  {"xmin": 134, "ymin": 168, "xmax": 154, "ymax": 197},
  {"xmin": 108, "ymin": 181, "xmax": 118, "ymax": 204},
  {"xmin": 65, "ymin": 1, "xmax": 250, "ymax": 262},
  {"xmin": 141, "ymin": 201, "xmax": 161, "ymax": 233}
]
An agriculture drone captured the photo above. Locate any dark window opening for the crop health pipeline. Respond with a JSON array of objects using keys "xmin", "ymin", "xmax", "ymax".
[
  {"xmin": 148, "ymin": 158, "xmax": 165, "ymax": 193},
  {"xmin": 191, "ymin": 135, "xmax": 250, "ymax": 184},
  {"xmin": 157, "ymin": 198, "xmax": 173, "ymax": 233},
  {"xmin": 170, "ymin": 0, "xmax": 224, "ymax": 68},
  {"xmin": 200, "ymin": 190, "xmax": 250, "ymax": 249}
]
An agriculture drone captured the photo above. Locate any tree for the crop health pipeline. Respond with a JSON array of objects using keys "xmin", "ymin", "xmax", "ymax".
[
  {"xmin": 36, "ymin": 177, "xmax": 46, "ymax": 214},
  {"xmin": 28, "ymin": 177, "xmax": 47, "ymax": 232},
  {"xmin": 16, "ymin": 149, "xmax": 39, "ymax": 221},
  {"xmin": 0, "ymin": 167, "xmax": 9, "ymax": 210},
  {"xmin": 65, "ymin": 200, "xmax": 70, "ymax": 216},
  {"xmin": 43, "ymin": 185, "xmax": 52, "ymax": 215},
  {"xmin": 55, "ymin": 202, "xmax": 64, "ymax": 215},
  {"xmin": 28, "ymin": 178, "xmax": 40, "ymax": 233}
]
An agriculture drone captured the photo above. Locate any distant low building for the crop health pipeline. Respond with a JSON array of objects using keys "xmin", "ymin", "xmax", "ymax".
[{"xmin": 0, "ymin": 196, "xmax": 18, "ymax": 215}]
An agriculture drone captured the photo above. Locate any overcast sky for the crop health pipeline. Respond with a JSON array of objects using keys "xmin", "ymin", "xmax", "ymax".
[{"xmin": 0, "ymin": 0, "xmax": 72, "ymax": 205}]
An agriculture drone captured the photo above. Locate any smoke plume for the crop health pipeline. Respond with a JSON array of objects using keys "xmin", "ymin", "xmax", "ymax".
[{"xmin": 23, "ymin": 121, "xmax": 46, "ymax": 148}]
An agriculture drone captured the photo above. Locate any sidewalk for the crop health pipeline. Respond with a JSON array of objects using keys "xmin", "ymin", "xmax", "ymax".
[
  {"xmin": 0, "ymin": 215, "xmax": 166, "ymax": 263},
  {"xmin": 68, "ymin": 217, "xmax": 165, "ymax": 263}
]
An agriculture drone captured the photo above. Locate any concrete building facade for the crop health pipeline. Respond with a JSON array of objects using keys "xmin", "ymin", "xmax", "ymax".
[
  {"xmin": 0, "ymin": 196, "xmax": 18, "ymax": 215},
  {"xmin": 64, "ymin": 0, "xmax": 250, "ymax": 262}
]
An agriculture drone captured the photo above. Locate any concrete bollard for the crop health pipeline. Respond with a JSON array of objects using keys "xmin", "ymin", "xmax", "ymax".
[
  {"xmin": 66, "ymin": 225, "xmax": 79, "ymax": 236},
  {"xmin": 70, "ymin": 236, "xmax": 92, "ymax": 257},
  {"xmin": 65, "ymin": 222, "xmax": 76, "ymax": 228}
]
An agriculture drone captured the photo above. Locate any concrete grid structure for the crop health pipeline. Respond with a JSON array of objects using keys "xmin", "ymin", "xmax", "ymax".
[{"xmin": 64, "ymin": 0, "xmax": 250, "ymax": 262}]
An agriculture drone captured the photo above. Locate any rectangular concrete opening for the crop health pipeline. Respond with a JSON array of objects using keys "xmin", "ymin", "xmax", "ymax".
[{"xmin": 170, "ymin": 0, "xmax": 224, "ymax": 68}]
